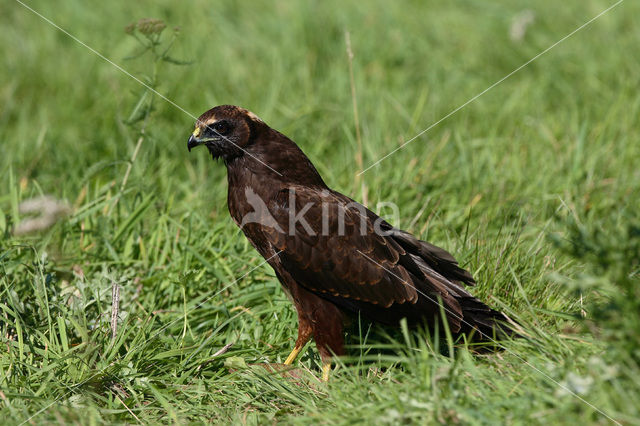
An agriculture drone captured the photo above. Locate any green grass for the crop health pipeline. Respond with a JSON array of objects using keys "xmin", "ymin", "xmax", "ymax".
[{"xmin": 2, "ymin": 0, "xmax": 639, "ymax": 423}]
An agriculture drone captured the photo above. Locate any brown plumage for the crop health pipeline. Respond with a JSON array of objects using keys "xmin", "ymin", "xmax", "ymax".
[{"xmin": 187, "ymin": 105, "xmax": 512, "ymax": 379}]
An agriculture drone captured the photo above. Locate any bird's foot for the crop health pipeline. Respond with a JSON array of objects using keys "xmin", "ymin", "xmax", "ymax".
[
  {"xmin": 321, "ymin": 362, "xmax": 332, "ymax": 382},
  {"xmin": 284, "ymin": 344, "xmax": 304, "ymax": 365}
]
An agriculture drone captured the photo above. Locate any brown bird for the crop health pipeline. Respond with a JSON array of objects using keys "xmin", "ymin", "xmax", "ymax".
[{"xmin": 188, "ymin": 105, "xmax": 512, "ymax": 380}]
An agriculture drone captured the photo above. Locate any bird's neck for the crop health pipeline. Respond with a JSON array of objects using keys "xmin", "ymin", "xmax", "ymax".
[{"xmin": 224, "ymin": 157, "xmax": 283, "ymax": 226}]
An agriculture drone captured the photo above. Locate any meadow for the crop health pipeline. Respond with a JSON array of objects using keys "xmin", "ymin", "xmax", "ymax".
[{"xmin": 1, "ymin": 0, "xmax": 639, "ymax": 424}]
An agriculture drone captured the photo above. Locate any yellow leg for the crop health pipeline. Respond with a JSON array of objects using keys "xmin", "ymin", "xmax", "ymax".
[
  {"xmin": 321, "ymin": 362, "xmax": 332, "ymax": 382},
  {"xmin": 284, "ymin": 345, "xmax": 304, "ymax": 365}
]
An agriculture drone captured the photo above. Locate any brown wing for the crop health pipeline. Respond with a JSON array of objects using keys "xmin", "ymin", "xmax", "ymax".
[{"xmin": 259, "ymin": 185, "xmax": 478, "ymax": 331}]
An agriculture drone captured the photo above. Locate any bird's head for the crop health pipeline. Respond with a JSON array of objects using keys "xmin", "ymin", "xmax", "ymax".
[
  {"xmin": 187, "ymin": 105, "xmax": 327, "ymax": 186},
  {"xmin": 187, "ymin": 105, "xmax": 265, "ymax": 161}
]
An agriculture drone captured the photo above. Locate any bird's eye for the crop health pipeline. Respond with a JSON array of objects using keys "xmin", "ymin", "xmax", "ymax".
[{"xmin": 209, "ymin": 121, "xmax": 231, "ymax": 135}]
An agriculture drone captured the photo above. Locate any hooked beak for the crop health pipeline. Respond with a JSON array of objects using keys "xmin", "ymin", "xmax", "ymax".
[
  {"xmin": 187, "ymin": 134, "xmax": 202, "ymax": 152},
  {"xmin": 187, "ymin": 127, "xmax": 205, "ymax": 152}
]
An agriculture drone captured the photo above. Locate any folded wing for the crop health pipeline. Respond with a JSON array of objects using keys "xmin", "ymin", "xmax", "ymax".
[{"xmin": 258, "ymin": 185, "xmax": 494, "ymax": 332}]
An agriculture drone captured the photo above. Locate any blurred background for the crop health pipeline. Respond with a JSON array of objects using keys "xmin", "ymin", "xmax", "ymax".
[
  {"xmin": 3, "ymin": 0, "xmax": 636, "ymax": 211},
  {"xmin": 1, "ymin": 0, "xmax": 639, "ymax": 423}
]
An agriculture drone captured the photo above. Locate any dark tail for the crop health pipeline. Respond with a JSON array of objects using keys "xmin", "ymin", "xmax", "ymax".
[{"xmin": 457, "ymin": 296, "xmax": 516, "ymax": 340}]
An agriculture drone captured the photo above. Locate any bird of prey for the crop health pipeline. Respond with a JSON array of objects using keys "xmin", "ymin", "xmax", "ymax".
[{"xmin": 187, "ymin": 105, "xmax": 512, "ymax": 381}]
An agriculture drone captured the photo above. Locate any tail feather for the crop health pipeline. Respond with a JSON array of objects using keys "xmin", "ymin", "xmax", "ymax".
[
  {"xmin": 458, "ymin": 296, "xmax": 515, "ymax": 340},
  {"xmin": 384, "ymin": 225, "xmax": 516, "ymax": 341}
]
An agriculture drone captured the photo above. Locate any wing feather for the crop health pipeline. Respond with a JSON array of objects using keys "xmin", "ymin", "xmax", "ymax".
[{"xmin": 257, "ymin": 185, "xmax": 479, "ymax": 329}]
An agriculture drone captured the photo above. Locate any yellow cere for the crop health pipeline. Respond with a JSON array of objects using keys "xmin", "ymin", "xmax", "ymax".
[{"xmin": 192, "ymin": 127, "xmax": 201, "ymax": 138}]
